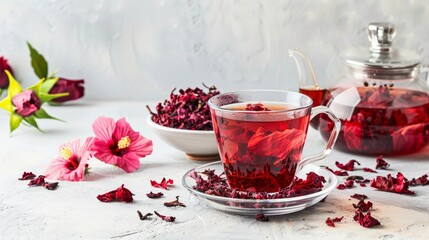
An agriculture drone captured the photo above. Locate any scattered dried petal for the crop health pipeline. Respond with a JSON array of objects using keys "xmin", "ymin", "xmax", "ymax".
[
  {"xmin": 18, "ymin": 172, "xmax": 36, "ymax": 180},
  {"xmin": 410, "ymin": 174, "xmax": 428, "ymax": 186},
  {"xmin": 137, "ymin": 210, "xmax": 153, "ymax": 220},
  {"xmin": 353, "ymin": 210, "xmax": 381, "ymax": 228},
  {"xmin": 97, "ymin": 184, "xmax": 134, "ymax": 203},
  {"xmin": 28, "ymin": 175, "xmax": 46, "ymax": 186},
  {"xmin": 352, "ymin": 199, "xmax": 373, "ymax": 212},
  {"xmin": 359, "ymin": 183, "xmax": 366, "ymax": 187},
  {"xmin": 146, "ymin": 191, "xmax": 164, "ymax": 198},
  {"xmin": 256, "ymin": 214, "xmax": 269, "ymax": 221},
  {"xmin": 325, "ymin": 166, "xmax": 349, "ymax": 176},
  {"xmin": 363, "ymin": 168, "xmax": 377, "ymax": 173},
  {"xmin": 370, "ymin": 172, "xmax": 415, "ymax": 195},
  {"xmin": 326, "ymin": 216, "xmax": 343, "ymax": 227},
  {"xmin": 336, "ymin": 160, "xmax": 360, "ymax": 171},
  {"xmin": 154, "ymin": 211, "xmax": 175, "ymax": 222},
  {"xmin": 344, "ymin": 180, "xmax": 354, "ymax": 188},
  {"xmin": 346, "ymin": 175, "xmax": 364, "ymax": 181},
  {"xmin": 337, "ymin": 184, "xmax": 346, "ymax": 190},
  {"xmin": 151, "ymin": 178, "xmax": 174, "ymax": 190},
  {"xmin": 164, "ymin": 196, "xmax": 186, "ymax": 207},
  {"xmin": 44, "ymin": 182, "xmax": 59, "ymax": 190},
  {"xmin": 375, "ymin": 156, "xmax": 390, "ymax": 169},
  {"xmin": 350, "ymin": 194, "xmax": 368, "ymax": 200}
]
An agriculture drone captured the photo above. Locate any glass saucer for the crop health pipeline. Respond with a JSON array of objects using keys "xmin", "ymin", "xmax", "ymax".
[{"xmin": 182, "ymin": 161, "xmax": 337, "ymax": 216}]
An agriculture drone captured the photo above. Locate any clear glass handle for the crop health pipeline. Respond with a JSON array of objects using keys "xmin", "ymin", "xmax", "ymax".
[{"xmin": 297, "ymin": 106, "xmax": 341, "ymax": 172}]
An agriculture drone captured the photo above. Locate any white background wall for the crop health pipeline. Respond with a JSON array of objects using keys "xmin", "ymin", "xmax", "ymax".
[{"xmin": 1, "ymin": 0, "xmax": 428, "ymax": 100}]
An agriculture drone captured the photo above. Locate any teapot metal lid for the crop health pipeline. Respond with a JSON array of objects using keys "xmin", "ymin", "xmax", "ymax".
[{"xmin": 345, "ymin": 22, "xmax": 422, "ymax": 80}]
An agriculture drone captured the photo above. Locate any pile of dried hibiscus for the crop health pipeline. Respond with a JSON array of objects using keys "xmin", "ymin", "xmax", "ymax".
[{"xmin": 147, "ymin": 84, "xmax": 220, "ymax": 130}]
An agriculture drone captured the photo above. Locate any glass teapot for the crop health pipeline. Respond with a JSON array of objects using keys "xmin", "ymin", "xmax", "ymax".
[{"xmin": 289, "ymin": 22, "xmax": 429, "ymax": 155}]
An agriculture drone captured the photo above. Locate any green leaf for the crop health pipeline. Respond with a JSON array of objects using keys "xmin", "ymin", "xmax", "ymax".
[
  {"xmin": 0, "ymin": 97, "xmax": 13, "ymax": 112},
  {"xmin": 27, "ymin": 78, "xmax": 44, "ymax": 95},
  {"xmin": 10, "ymin": 113, "xmax": 22, "ymax": 133},
  {"xmin": 27, "ymin": 42, "xmax": 48, "ymax": 79},
  {"xmin": 39, "ymin": 92, "xmax": 68, "ymax": 103},
  {"xmin": 34, "ymin": 108, "xmax": 63, "ymax": 121},
  {"xmin": 23, "ymin": 115, "xmax": 43, "ymax": 132},
  {"xmin": 40, "ymin": 77, "xmax": 59, "ymax": 94},
  {"xmin": 5, "ymin": 70, "xmax": 22, "ymax": 97}
]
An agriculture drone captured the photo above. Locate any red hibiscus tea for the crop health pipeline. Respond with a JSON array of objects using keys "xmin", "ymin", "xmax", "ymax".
[
  {"xmin": 319, "ymin": 87, "xmax": 429, "ymax": 155},
  {"xmin": 209, "ymin": 90, "xmax": 340, "ymax": 193}
]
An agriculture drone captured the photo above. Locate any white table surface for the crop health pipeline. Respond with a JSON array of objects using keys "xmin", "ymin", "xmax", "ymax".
[{"xmin": 1, "ymin": 100, "xmax": 428, "ymax": 240}]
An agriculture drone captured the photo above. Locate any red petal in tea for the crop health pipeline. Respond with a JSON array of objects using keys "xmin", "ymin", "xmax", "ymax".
[
  {"xmin": 375, "ymin": 156, "xmax": 390, "ymax": 169},
  {"xmin": 154, "ymin": 211, "xmax": 175, "ymax": 222},
  {"xmin": 335, "ymin": 160, "xmax": 360, "ymax": 171},
  {"xmin": 146, "ymin": 191, "xmax": 164, "ymax": 198},
  {"xmin": 353, "ymin": 199, "xmax": 373, "ymax": 212},
  {"xmin": 44, "ymin": 182, "xmax": 59, "ymax": 190},
  {"xmin": 370, "ymin": 172, "xmax": 415, "ymax": 195},
  {"xmin": 245, "ymin": 103, "xmax": 272, "ymax": 111},
  {"xmin": 391, "ymin": 123, "xmax": 427, "ymax": 155},
  {"xmin": 256, "ymin": 214, "xmax": 269, "ymax": 221},
  {"xmin": 18, "ymin": 171, "xmax": 36, "ymax": 180},
  {"xmin": 363, "ymin": 168, "xmax": 377, "ymax": 173},
  {"xmin": 137, "ymin": 210, "xmax": 153, "ymax": 221},
  {"xmin": 248, "ymin": 127, "xmax": 306, "ymax": 164},
  {"xmin": 97, "ymin": 184, "xmax": 134, "ymax": 203},
  {"xmin": 410, "ymin": 174, "xmax": 428, "ymax": 186},
  {"xmin": 343, "ymin": 121, "xmax": 363, "ymax": 151},
  {"xmin": 151, "ymin": 178, "xmax": 174, "ymax": 190},
  {"xmin": 350, "ymin": 193, "xmax": 368, "ymax": 200},
  {"xmin": 325, "ymin": 167, "xmax": 349, "ymax": 176},
  {"xmin": 164, "ymin": 196, "xmax": 186, "ymax": 207},
  {"xmin": 353, "ymin": 210, "xmax": 381, "ymax": 228},
  {"xmin": 28, "ymin": 175, "xmax": 46, "ymax": 186}
]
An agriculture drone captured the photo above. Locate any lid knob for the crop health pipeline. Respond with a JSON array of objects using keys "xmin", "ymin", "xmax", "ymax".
[{"xmin": 368, "ymin": 22, "xmax": 396, "ymax": 53}]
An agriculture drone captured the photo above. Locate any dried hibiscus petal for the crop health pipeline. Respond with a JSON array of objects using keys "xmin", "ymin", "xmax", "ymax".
[
  {"xmin": 137, "ymin": 210, "xmax": 153, "ymax": 220},
  {"xmin": 256, "ymin": 214, "xmax": 269, "ymax": 221},
  {"xmin": 335, "ymin": 160, "xmax": 360, "ymax": 171},
  {"xmin": 151, "ymin": 178, "xmax": 174, "ymax": 190},
  {"xmin": 344, "ymin": 180, "xmax": 354, "ymax": 188},
  {"xmin": 363, "ymin": 168, "xmax": 377, "ymax": 173},
  {"xmin": 164, "ymin": 196, "xmax": 186, "ymax": 207},
  {"xmin": 375, "ymin": 156, "xmax": 390, "ymax": 169},
  {"xmin": 28, "ymin": 175, "xmax": 46, "ymax": 186},
  {"xmin": 325, "ymin": 167, "xmax": 349, "ymax": 176},
  {"xmin": 44, "ymin": 182, "xmax": 59, "ymax": 190},
  {"xmin": 370, "ymin": 172, "xmax": 415, "ymax": 195},
  {"xmin": 97, "ymin": 184, "xmax": 134, "ymax": 203},
  {"xmin": 245, "ymin": 103, "xmax": 271, "ymax": 111},
  {"xmin": 353, "ymin": 210, "xmax": 381, "ymax": 228},
  {"xmin": 410, "ymin": 174, "xmax": 428, "ymax": 186},
  {"xmin": 352, "ymin": 199, "xmax": 373, "ymax": 212},
  {"xmin": 325, "ymin": 216, "xmax": 343, "ymax": 227},
  {"xmin": 154, "ymin": 211, "xmax": 175, "ymax": 222},
  {"xmin": 337, "ymin": 184, "xmax": 346, "ymax": 190},
  {"xmin": 147, "ymin": 85, "xmax": 220, "ymax": 130},
  {"xmin": 146, "ymin": 191, "xmax": 164, "ymax": 198},
  {"xmin": 350, "ymin": 193, "xmax": 368, "ymax": 200},
  {"xmin": 18, "ymin": 171, "xmax": 36, "ymax": 180}
]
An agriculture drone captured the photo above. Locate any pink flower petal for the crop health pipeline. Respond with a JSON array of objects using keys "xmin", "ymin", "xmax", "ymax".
[
  {"xmin": 117, "ymin": 152, "xmax": 140, "ymax": 173},
  {"xmin": 128, "ymin": 136, "xmax": 153, "ymax": 157},
  {"xmin": 113, "ymin": 118, "xmax": 133, "ymax": 141},
  {"xmin": 93, "ymin": 117, "xmax": 116, "ymax": 142},
  {"xmin": 93, "ymin": 139, "xmax": 117, "ymax": 165}
]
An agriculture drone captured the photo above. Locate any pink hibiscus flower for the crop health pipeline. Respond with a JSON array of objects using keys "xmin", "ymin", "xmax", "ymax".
[
  {"xmin": 92, "ymin": 116, "xmax": 153, "ymax": 173},
  {"xmin": 45, "ymin": 137, "xmax": 94, "ymax": 181}
]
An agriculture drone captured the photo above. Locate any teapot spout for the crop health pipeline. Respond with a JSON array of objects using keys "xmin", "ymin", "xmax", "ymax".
[{"xmin": 288, "ymin": 48, "xmax": 320, "ymax": 90}]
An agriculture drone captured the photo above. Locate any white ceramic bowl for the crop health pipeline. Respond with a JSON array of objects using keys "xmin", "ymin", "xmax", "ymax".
[{"xmin": 146, "ymin": 116, "xmax": 220, "ymax": 160}]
